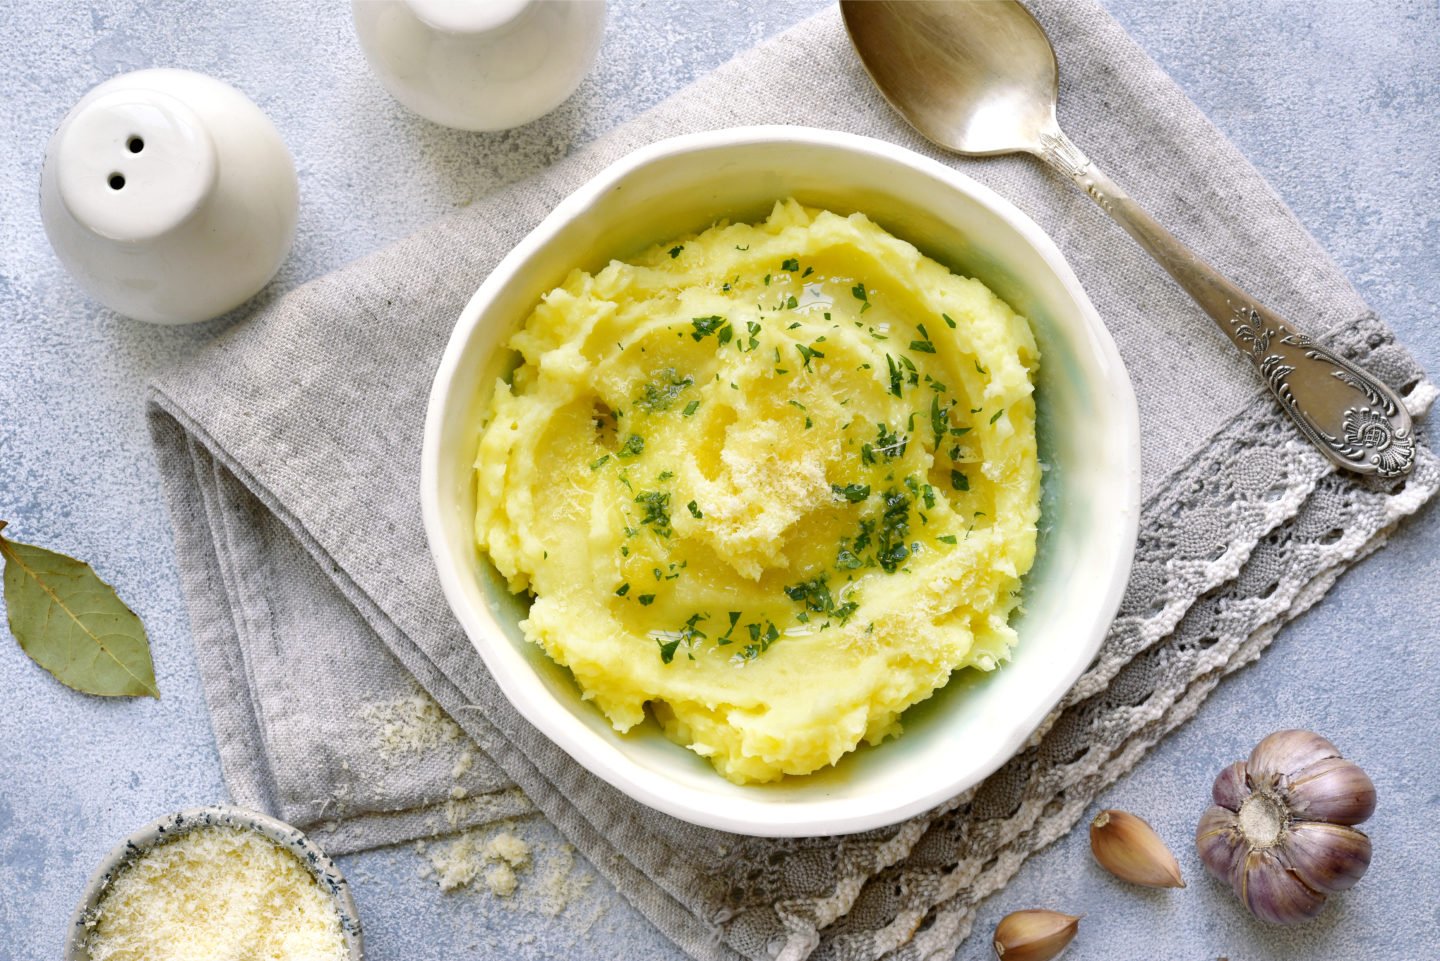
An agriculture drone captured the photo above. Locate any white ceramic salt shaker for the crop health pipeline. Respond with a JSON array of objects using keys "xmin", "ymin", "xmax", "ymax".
[
  {"xmin": 352, "ymin": 0, "xmax": 606, "ymax": 132},
  {"xmin": 40, "ymin": 69, "xmax": 299, "ymax": 326}
]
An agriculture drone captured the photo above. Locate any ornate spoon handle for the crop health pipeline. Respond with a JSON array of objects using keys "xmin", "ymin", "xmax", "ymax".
[{"xmin": 1035, "ymin": 127, "xmax": 1415, "ymax": 477}]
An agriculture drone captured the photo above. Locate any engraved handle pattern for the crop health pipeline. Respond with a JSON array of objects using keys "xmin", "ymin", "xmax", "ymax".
[
  {"xmin": 1227, "ymin": 304, "xmax": 1415, "ymax": 476},
  {"xmin": 1037, "ymin": 127, "xmax": 1415, "ymax": 477}
]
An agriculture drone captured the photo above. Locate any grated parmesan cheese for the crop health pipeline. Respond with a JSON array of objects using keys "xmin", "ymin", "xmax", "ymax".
[
  {"xmin": 359, "ymin": 690, "xmax": 464, "ymax": 759},
  {"xmin": 424, "ymin": 827, "xmax": 532, "ymax": 895},
  {"xmin": 85, "ymin": 825, "xmax": 348, "ymax": 961}
]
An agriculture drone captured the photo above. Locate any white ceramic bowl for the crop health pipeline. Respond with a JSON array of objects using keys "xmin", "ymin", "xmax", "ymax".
[{"xmin": 422, "ymin": 126, "xmax": 1140, "ymax": 836}]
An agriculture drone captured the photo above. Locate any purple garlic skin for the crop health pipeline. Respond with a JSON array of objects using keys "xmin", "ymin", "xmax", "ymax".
[{"xmin": 1195, "ymin": 729, "xmax": 1375, "ymax": 925}]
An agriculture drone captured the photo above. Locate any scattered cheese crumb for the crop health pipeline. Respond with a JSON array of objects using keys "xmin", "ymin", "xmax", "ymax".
[
  {"xmin": 424, "ymin": 827, "xmax": 532, "ymax": 896},
  {"xmin": 485, "ymin": 863, "xmax": 518, "ymax": 897},
  {"xmin": 451, "ymin": 749, "xmax": 476, "ymax": 780},
  {"xmin": 359, "ymin": 690, "xmax": 464, "ymax": 759},
  {"xmin": 84, "ymin": 825, "xmax": 347, "ymax": 961},
  {"xmin": 483, "ymin": 832, "xmax": 531, "ymax": 868}
]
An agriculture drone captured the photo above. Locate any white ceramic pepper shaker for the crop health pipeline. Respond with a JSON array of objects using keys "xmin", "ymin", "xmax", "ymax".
[
  {"xmin": 352, "ymin": 0, "xmax": 606, "ymax": 132},
  {"xmin": 40, "ymin": 69, "xmax": 299, "ymax": 325}
]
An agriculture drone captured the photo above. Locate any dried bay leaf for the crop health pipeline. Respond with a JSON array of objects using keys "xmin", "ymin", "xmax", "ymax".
[{"xmin": 0, "ymin": 520, "xmax": 159, "ymax": 698}]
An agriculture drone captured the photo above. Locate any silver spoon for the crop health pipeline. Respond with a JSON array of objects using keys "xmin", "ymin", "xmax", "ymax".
[{"xmin": 841, "ymin": 0, "xmax": 1415, "ymax": 477}]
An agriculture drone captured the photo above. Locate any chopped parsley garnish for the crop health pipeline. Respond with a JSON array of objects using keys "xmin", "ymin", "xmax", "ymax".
[
  {"xmin": 785, "ymin": 295, "xmax": 799, "ymax": 310},
  {"xmin": 930, "ymin": 393, "xmax": 950, "ymax": 447},
  {"xmin": 656, "ymin": 613, "xmax": 709, "ymax": 664},
  {"xmin": 687, "ymin": 500, "xmax": 703, "ymax": 519},
  {"xmin": 788, "ymin": 400, "xmax": 807, "ymax": 411},
  {"xmin": 669, "ymin": 245, "xmax": 684, "ymax": 259},
  {"xmin": 989, "ymin": 408, "xmax": 1005, "ymax": 424},
  {"xmin": 802, "ymin": 266, "xmax": 814, "ymax": 278},
  {"xmin": 876, "ymin": 488, "xmax": 913, "ymax": 573},
  {"xmin": 951, "ymin": 470, "xmax": 969, "ymax": 491},
  {"xmin": 898, "ymin": 354, "xmax": 919, "ymax": 384},
  {"xmin": 634, "ymin": 490, "xmax": 672, "ymax": 536},
  {"xmin": 975, "ymin": 359, "xmax": 988, "ymax": 375},
  {"xmin": 886, "ymin": 354, "xmax": 903, "ymax": 397},
  {"xmin": 784, "ymin": 574, "xmax": 859, "ymax": 624},
  {"xmin": 831, "ymin": 483, "xmax": 871, "ymax": 503},
  {"xmin": 781, "ymin": 257, "xmax": 800, "ymax": 272},
  {"xmin": 862, "ymin": 422, "xmax": 907, "ymax": 465},
  {"xmin": 635, "ymin": 368, "xmax": 695, "ymax": 412},
  {"xmin": 739, "ymin": 620, "xmax": 781, "ymax": 660},
  {"xmin": 682, "ymin": 400, "xmax": 700, "ymax": 417},
  {"xmin": 852, "ymin": 283, "xmax": 871, "ymax": 313},
  {"xmin": 590, "ymin": 454, "xmax": 611, "ymax": 470},
  {"xmin": 910, "ymin": 323, "xmax": 936, "ymax": 353},
  {"xmin": 719, "ymin": 611, "xmax": 742, "ymax": 644},
  {"xmin": 617, "ymin": 434, "xmax": 645, "ymax": 458},
  {"xmin": 942, "ymin": 312, "xmax": 957, "ymax": 329},
  {"xmin": 836, "ymin": 516, "xmax": 875, "ymax": 570},
  {"xmin": 615, "ymin": 583, "xmax": 630, "ymax": 596},
  {"xmin": 937, "ymin": 534, "xmax": 958, "ymax": 544},
  {"xmin": 795, "ymin": 343, "xmax": 824, "ymax": 370},
  {"xmin": 690, "ymin": 315, "xmax": 730, "ymax": 342},
  {"xmin": 639, "ymin": 594, "xmax": 656, "ymax": 606},
  {"xmin": 746, "ymin": 321, "xmax": 761, "ymax": 351}
]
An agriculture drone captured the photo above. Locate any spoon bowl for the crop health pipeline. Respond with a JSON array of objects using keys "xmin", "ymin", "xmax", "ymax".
[{"xmin": 843, "ymin": 0, "xmax": 1058, "ymax": 156}]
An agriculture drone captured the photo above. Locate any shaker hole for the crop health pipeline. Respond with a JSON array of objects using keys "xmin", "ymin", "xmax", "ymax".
[
  {"xmin": 108, "ymin": 173, "xmax": 126, "ymax": 190},
  {"xmin": 127, "ymin": 136, "xmax": 144, "ymax": 153}
]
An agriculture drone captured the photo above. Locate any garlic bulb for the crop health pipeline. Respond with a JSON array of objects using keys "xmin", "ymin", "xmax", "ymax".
[{"xmin": 1195, "ymin": 729, "xmax": 1375, "ymax": 924}]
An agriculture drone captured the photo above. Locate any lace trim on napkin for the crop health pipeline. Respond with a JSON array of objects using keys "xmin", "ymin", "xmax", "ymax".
[{"xmin": 602, "ymin": 313, "xmax": 1435, "ymax": 961}]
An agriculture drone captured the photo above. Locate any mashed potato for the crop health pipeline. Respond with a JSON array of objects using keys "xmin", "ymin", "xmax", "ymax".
[{"xmin": 475, "ymin": 200, "xmax": 1040, "ymax": 783}]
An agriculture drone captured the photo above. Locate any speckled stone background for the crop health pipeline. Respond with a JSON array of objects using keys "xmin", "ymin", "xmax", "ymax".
[{"xmin": 1, "ymin": 2, "xmax": 1436, "ymax": 959}]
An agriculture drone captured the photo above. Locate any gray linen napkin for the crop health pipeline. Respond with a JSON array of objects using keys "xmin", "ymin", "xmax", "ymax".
[{"xmin": 146, "ymin": 3, "xmax": 1437, "ymax": 959}]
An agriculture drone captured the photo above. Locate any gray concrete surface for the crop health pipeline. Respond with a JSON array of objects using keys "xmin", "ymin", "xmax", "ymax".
[{"xmin": 1, "ymin": 2, "xmax": 1436, "ymax": 959}]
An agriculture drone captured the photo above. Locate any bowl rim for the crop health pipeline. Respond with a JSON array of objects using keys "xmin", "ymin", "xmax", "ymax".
[
  {"xmin": 65, "ymin": 804, "xmax": 363, "ymax": 960},
  {"xmin": 421, "ymin": 124, "xmax": 1141, "ymax": 835}
]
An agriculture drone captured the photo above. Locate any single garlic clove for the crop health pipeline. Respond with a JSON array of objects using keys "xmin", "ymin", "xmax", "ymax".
[
  {"xmin": 1233, "ymin": 848, "xmax": 1327, "ymax": 925},
  {"xmin": 1282, "ymin": 821, "xmax": 1372, "ymax": 893},
  {"xmin": 1089, "ymin": 809, "xmax": 1184, "ymax": 888},
  {"xmin": 1284, "ymin": 756, "xmax": 1377, "ymax": 825},
  {"xmin": 1195, "ymin": 805, "xmax": 1245, "ymax": 884},
  {"xmin": 1212, "ymin": 760, "xmax": 1250, "ymax": 811},
  {"xmin": 1247, "ymin": 730, "xmax": 1339, "ymax": 789},
  {"xmin": 993, "ymin": 909, "xmax": 1080, "ymax": 961}
]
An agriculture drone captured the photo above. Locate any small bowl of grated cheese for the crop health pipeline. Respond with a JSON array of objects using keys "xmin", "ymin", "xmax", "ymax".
[{"xmin": 66, "ymin": 805, "xmax": 362, "ymax": 961}]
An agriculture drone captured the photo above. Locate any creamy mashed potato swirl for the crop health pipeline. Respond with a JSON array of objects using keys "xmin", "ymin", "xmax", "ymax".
[{"xmin": 475, "ymin": 201, "xmax": 1040, "ymax": 783}]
